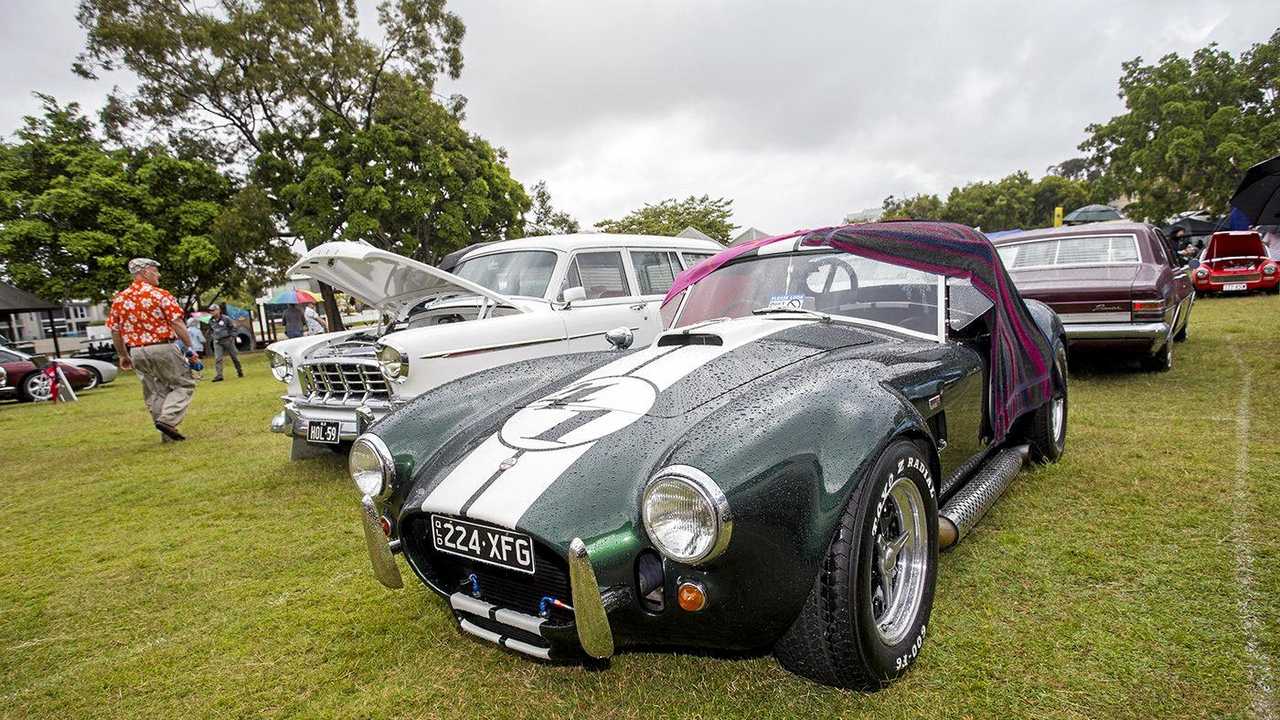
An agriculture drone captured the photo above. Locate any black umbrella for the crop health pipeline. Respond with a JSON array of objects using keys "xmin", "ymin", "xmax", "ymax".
[
  {"xmin": 1230, "ymin": 154, "xmax": 1280, "ymax": 225},
  {"xmin": 1063, "ymin": 204, "xmax": 1123, "ymax": 224}
]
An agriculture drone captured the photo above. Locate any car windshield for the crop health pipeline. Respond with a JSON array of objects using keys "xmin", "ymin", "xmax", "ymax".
[
  {"xmin": 668, "ymin": 251, "xmax": 944, "ymax": 339},
  {"xmin": 453, "ymin": 250, "xmax": 558, "ymax": 298}
]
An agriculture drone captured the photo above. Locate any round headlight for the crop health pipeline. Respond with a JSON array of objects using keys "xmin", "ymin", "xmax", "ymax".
[
  {"xmin": 349, "ymin": 435, "xmax": 394, "ymax": 498},
  {"xmin": 1194, "ymin": 268, "xmax": 1208, "ymax": 279},
  {"xmin": 376, "ymin": 343, "xmax": 409, "ymax": 383},
  {"xmin": 268, "ymin": 350, "xmax": 293, "ymax": 382},
  {"xmin": 642, "ymin": 466, "xmax": 731, "ymax": 564},
  {"xmin": 1264, "ymin": 264, "xmax": 1277, "ymax": 276}
]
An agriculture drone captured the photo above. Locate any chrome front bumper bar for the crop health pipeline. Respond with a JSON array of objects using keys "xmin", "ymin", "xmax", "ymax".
[
  {"xmin": 365, "ymin": 526, "xmax": 618, "ymax": 661},
  {"xmin": 269, "ymin": 399, "xmax": 401, "ymax": 441},
  {"xmin": 1063, "ymin": 321, "xmax": 1169, "ymax": 350}
]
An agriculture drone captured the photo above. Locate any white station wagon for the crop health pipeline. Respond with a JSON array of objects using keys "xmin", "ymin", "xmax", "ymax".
[{"xmin": 267, "ymin": 233, "xmax": 723, "ymax": 459}]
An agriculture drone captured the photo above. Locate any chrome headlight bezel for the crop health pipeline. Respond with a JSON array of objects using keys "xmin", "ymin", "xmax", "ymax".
[
  {"xmin": 641, "ymin": 466, "xmax": 732, "ymax": 565},
  {"xmin": 349, "ymin": 434, "xmax": 394, "ymax": 498},
  {"xmin": 268, "ymin": 350, "xmax": 294, "ymax": 382},
  {"xmin": 1194, "ymin": 268, "xmax": 1209, "ymax": 279},
  {"xmin": 376, "ymin": 343, "xmax": 409, "ymax": 383},
  {"xmin": 1264, "ymin": 264, "xmax": 1277, "ymax": 276}
]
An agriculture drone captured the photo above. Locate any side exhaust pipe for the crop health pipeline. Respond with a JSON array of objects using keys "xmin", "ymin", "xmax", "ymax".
[{"xmin": 938, "ymin": 444, "xmax": 1030, "ymax": 550}]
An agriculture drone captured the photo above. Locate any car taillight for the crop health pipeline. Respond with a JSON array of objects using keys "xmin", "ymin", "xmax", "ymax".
[{"xmin": 1132, "ymin": 299, "xmax": 1165, "ymax": 321}]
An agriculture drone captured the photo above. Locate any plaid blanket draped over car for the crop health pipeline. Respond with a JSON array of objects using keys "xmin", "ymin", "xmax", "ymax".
[{"xmin": 662, "ymin": 221, "xmax": 1054, "ymax": 442}]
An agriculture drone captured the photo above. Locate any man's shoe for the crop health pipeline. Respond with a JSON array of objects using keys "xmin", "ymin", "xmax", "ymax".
[
  {"xmin": 237, "ymin": 371, "xmax": 243, "ymax": 377},
  {"xmin": 155, "ymin": 422, "xmax": 186, "ymax": 441},
  {"xmin": 212, "ymin": 376, "xmax": 224, "ymax": 382}
]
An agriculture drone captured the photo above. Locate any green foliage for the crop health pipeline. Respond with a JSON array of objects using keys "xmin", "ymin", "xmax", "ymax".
[
  {"xmin": 1079, "ymin": 29, "xmax": 1280, "ymax": 221},
  {"xmin": 72, "ymin": 0, "xmax": 522, "ymax": 264},
  {"xmin": 520, "ymin": 180, "xmax": 581, "ymax": 237},
  {"xmin": 0, "ymin": 98, "xmax": 290, "ymax": 307},
  {"xmin": 882, "ymin": 172, "xmax": 1105, "ymax": 232},
  {"xmin": 253, "ymin": 81, "xmax": 529, "ymax": 262},
  {"xmin": 596, "ymin": 195, "xmax": 737, "ymax": 243}
]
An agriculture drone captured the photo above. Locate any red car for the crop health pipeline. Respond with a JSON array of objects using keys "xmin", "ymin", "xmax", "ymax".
[
  {"xmin": 1191, "ymin": 231, "xmax": 1280, "ymax": 295},
  {"xmin": 0, "ymin": 346, "xmax": 95, "ymax": 402}
]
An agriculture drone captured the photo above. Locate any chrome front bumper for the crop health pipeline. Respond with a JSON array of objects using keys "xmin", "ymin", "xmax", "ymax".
[
  {"xmin": 1063, "ymin": 321, "xmax": 1169, "ymax": 350},
  {"xmin": 269, "ymin": 398, "xmax": 402, "ymax": 441}
]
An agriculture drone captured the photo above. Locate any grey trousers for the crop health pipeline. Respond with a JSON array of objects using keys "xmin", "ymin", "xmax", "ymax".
[
  {"xmin": 130, "ymin": 344, "xmax": 196, "ymax": 427},
  {"xmin": 212, "ymin": 337, "xmax": 242, "ymax": 378}
]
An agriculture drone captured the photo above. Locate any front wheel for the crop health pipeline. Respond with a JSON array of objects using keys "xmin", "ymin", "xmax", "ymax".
[
  {"xmin": 774, "ymin": 439, "xmax": 938, "ymax": 689},
  {"xmin": 82, "ymin": 368, "xmax": 101, "ymax": 390},
  {"xmin": 20, "ymin": 372, "xmax": 53, "ymax": 402}
]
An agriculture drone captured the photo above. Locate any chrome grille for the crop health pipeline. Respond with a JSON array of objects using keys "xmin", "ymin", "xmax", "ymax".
[
  {"xmin": 300, "ymin": 361, "xmax": 390, "ymax": 403},
  {"xmin": 1213, "ymin": 274, "xmax": 1260, "ymax": 284}
]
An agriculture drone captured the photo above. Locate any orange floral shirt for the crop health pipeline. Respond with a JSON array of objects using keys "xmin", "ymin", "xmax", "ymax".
[{"xmin": 106, "ymin": 280, "xmax": 184, "ymax": 347}]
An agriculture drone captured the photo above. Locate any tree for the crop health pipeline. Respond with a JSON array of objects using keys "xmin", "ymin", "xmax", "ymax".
[
  {"xmin": 74, "ymin": 0, "xmax": 527, "ymax": 323},
  {"xmin": 882, "ymin": 193, "xmax": 945, "ymax": 221},
  {"xmin": 0, "ymin": 97, "xmax": 290, "ymax": 308},
  {"xmin": 881, "ymin": 172, "xmax": 1106, "ymax": 232},
  {"xmin": 596, "ymin": 195, "xmax": 736, "ymax": 243},
  {"xmin": 253, "ymin": 80, "xmax": 529, "ymax": 263},
  {"xmin": 521, "ymin": 181, "xmax": 580, "ymax": 237},
  {"xmin": 1079, "ymin": 29, "xmax": 1280, "ymax": 221}
]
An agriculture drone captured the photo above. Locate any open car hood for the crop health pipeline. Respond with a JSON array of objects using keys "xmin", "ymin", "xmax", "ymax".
[{"xmin": 288, "ymin": 241, "xmax": 530, "ymax": 315}]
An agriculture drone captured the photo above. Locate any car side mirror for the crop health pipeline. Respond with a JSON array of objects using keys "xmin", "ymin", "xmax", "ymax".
[
  {"xmin": 560, "ymin": 286, "xmax": 586, "ymax": 307},
  {"xmin": 605, "ymin": 326, "xmax": 634, "ymax": 350}
]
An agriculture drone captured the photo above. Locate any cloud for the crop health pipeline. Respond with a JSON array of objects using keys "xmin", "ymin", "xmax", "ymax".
[{"xmin": 1, "ymin": 0, "xmax": 1273, "ymax": 232}]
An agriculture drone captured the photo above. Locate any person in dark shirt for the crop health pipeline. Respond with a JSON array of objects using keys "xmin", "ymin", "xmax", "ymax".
[{"xmin": 207, "ymin": 303, "xmax": 244, "ymax": 382}]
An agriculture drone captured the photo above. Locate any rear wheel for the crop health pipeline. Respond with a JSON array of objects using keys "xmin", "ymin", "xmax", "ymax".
[
  {"xmin": 1026, "ymin": 343, "xmax": 1068, "ymax": 463},
  {"xmin": 774, "ymin": 439, "xmax": 938, "ymax": 689},
  {"xmin": 1141, "ymin": 340, "xmax": 1173, "ymax": 373}
]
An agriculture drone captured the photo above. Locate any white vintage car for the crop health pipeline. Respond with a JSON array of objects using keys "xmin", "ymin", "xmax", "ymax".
[{"xmin": 267, "ymin": 233, "xmax": 723, "ymax": 459}]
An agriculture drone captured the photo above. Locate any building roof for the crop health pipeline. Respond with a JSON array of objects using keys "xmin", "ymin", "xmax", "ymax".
[{"xmin": 0, "ymin": 280, "xmax": 61, "ymax": 314}]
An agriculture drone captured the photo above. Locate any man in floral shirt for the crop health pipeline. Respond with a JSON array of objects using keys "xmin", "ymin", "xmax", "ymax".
[{"xmin": 107, "ymin": 258, "xmax": 200, "ymax": 441}]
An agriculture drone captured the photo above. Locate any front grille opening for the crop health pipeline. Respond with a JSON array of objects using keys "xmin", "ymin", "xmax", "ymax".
[
  {"xmin": 302, "ymin": 362, "xmax": 390, "ymax": 402},
  {"xmin": 636, "ymin": 551, "xmax": 665, "ymax": 612},
  {"xmin": 403, "ymin": 515, "xmax": 575, "ymax": 625}
]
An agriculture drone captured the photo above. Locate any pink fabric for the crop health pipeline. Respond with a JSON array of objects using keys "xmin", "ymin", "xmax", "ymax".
[{"xmin": 662, "ymin": 228, "xmax": 830, "ymax": 306}]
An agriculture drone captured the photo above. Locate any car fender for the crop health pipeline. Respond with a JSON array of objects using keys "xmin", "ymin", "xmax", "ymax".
[{"xmin": 633, "ymin": 352, "xmax": 937, "ymax": 646}]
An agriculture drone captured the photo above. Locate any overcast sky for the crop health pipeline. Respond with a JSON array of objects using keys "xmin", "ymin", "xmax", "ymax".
[{"xmin": 1, "ymin": 1, "xmax": 1275, "ymax": 234}]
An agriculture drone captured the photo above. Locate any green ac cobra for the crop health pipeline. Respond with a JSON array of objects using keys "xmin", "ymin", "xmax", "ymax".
[{"xmin": 348, "ymin": 222, "xmax": 1068, "ymax": 688}]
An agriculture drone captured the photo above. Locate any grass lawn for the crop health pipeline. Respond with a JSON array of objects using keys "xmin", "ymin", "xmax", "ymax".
[{"xmin": 3, "ymin": 294, "xmax": 1278, "ymax": 719}]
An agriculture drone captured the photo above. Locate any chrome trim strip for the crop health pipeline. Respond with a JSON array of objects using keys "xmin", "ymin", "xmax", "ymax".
[
  {"xmin": 457, "ymin": 619, "xmax": 553, "ymax": 660},
  {"xmin": 419, "ymin": 335, "xmax": 563, "ymax": 359},
  {"xmin": 361, "ymin": 495, "xmax": 403, "ymax": 589},
  {"xmin": 568, "ymin": 538, "xmax": 614, "ymax": 659},
  {"xmin": 449, "ymin": 592, "xmax": 548, "ymax": 637},
  {"xmin": 1057, "ymin": 311, "xmax": 1131, "ymax": 324}
]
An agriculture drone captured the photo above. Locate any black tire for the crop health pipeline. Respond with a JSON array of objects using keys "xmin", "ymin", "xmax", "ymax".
[
  {"xmin": 20, "ymin": 372, "xmax": 52, "ymax": 403},
  {"xmin": 774, "ymin": 439, "xmax": 938, "ymax": 689},
  {"xmin": 1173, "ymin": 316, "xmax": 1189, "ymax": 342},
  {"xmin": 82, "ymin": 368, "xmax": 102, "ymax": 390},
  {"xmin": 1026, "ymin": 342, "xmax": 1068, "ymax": 464},
  {"xmin": 1141, "ymin": 340, "xmax": 1173, "ymax": 373}
]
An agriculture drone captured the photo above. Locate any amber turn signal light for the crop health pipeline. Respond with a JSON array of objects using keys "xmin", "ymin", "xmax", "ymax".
[{"xmin": 677, "ymin": 581, "xmax": 707, "ymax": 612}]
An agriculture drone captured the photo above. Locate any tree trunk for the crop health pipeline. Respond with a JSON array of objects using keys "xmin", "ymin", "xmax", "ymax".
[{"xmin": 319, "ymin": 281, "xmax": 345, "ymax": 331}]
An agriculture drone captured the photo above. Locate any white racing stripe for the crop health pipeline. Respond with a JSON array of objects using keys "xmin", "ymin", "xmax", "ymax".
[{"xmin": 420, "ymin": 317, "xmax": 808, "ymax": 528}]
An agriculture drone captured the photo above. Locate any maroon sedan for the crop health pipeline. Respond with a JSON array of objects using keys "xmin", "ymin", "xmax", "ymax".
[
  {"xmin": 992, "ymin": 221, "xmax": 1194, "ymax": 372},
  {"xmin": 0, "ymin": 347, "xmax": 95, "ymax": 402}
]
